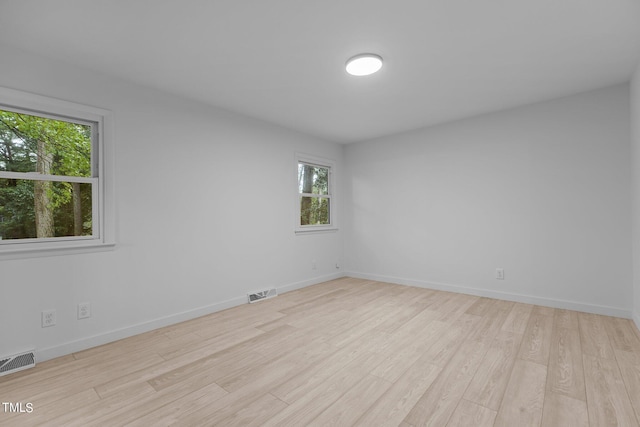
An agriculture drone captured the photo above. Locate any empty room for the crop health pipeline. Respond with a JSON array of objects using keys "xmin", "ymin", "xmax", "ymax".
[{"xmin": 1, "ymin": 1, "xmax": 640, "ymax": 426}]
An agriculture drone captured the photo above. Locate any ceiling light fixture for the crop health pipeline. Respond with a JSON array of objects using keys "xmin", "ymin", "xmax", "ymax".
[{"xmin": 345, "ymin": 53, "xmax": 383, "ymax": 76}]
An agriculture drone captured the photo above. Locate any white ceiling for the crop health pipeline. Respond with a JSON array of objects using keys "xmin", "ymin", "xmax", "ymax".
[{"xmin": 1, "ymin": 0, "xmax": 639, "ymax": 143}]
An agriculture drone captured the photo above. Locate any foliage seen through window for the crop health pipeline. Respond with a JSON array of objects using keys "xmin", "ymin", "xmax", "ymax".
[
  {"xmin": 0, "ymin": 109, "xmax": 94, "ymax": 241},
  {"xmin": 298, "ymin": 162, "xmax": 331, "ymax": 227}
]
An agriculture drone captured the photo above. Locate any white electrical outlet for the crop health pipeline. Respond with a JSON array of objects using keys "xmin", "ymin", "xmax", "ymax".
[
  {"xmin": 42, "ymin": 310, "xmax": 56, "ymax": 328},
  {"xmin": 496, "ymin": 268, "xmax": 505, "ymax": 280},
  {"xmin": 78, "ymin": 302, "xmax": 91, "ymax": 320}
]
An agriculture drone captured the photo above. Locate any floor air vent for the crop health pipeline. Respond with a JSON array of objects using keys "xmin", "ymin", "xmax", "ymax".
[
  {"xmin": 248, "ymin": 288, "xmax": 277, "ymax": 303},
  {"xmin": 0, "ymin": 351, "xmax": 36, "ymax": 376}
]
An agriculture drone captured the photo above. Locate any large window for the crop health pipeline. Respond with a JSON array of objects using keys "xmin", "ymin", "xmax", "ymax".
[
  {"xmin": 296, "ymin": 154, "xmax": 336, "ymax": 233},
  {"xmin": 0, "ymin": 87, "xmax": 113, "ymax": 256}
]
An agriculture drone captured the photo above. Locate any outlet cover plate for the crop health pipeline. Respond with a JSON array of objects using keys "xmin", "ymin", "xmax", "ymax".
[
  {"xmin": 78, "ymin": 302, "xmax": 91, "ymax": 319},
  {"xmin": 41, "ymin": 310, "xmax": 56, "ymax": 327}
]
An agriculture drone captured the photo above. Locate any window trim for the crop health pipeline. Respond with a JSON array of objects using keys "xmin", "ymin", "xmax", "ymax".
[
  {"xmin": 0, "ymin": 87, "xmax": 115, "ymax": 258},
  {"xmin": 295, "ymin": 153, "xmax": 337, "ymax": 234}
]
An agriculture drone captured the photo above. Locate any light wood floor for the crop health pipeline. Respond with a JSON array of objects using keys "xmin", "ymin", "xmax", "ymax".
[{"xmin": 2, "ymin": 277, "xmax": 640, "ymax": 426}]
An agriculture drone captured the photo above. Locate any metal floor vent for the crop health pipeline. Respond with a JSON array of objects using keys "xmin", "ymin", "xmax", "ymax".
[
  {"xmin": 0, "ymin": 350, "xmax": 36, "ymax": 377},
  {"xmin": 248, "ymin": 288, "xmax": 277, "ymax": 303}
]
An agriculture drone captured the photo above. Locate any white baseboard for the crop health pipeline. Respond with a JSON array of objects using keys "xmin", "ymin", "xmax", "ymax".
[
  {"xmin": 277, "ymin": 272, "xmax": 345, "ymax": 294},
  {"xmin": 36, "ymin": 272, "xmax": 346, "ymax": 363},
  {"xmin": 346, "ymin": 271, "xmax": 632, "ymax": 319}
]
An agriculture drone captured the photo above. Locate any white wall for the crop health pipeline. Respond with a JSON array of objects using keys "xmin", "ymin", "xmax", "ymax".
[
  {"xmin": 345, "ymin": 85, "xmax": 633, "ymax": 316},
  {"xmin": 0, "ymin": 44, "xmax": 345, "ymax": 361},
  {"xmin": 631, "ymin": 63, "xmax": 640, "ymax": 329}
]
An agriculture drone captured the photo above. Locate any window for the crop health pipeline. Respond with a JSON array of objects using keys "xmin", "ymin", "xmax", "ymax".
[
  {"xmin": 0, "ymin": 87, "xmax": 114, "ymax": 256},
  {"xmin": 296, "ymin": 154, "xmax": 336, "ymax": 233}
]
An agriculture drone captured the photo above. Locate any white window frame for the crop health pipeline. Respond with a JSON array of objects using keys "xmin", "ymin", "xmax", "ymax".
[
  {"xmin": 295, "ymin": 153, "xmax": 337, "ymax": 234},
  {"xmin": 0, "ymin": 87, "xmax": 115, "ymax": 258}
]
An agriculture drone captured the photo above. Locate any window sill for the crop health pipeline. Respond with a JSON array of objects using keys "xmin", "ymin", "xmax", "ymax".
[
  {"xmin": 0, "ymin": 240, "xmax": 116, "ymax": 260},
  {"xmin": 294, "ymin": 227, "xmax": 339, "ymax": 235}
]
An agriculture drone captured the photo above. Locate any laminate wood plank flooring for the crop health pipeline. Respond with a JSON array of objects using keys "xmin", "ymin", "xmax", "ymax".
[
  {"xmin": 614, "ymin": 349, "xmax": 640, "ymax": 422},
  {"xmin": 546, "ymin": 325, "xmax": 585, "ymax": 401},
  {"xmin": 494, "ymin": 359, "xmax": 547, "ymax": 427},
  {"xmin": 540, "ymin": 392, "xmax": 589, "ymax": 427},
  {"xmin": 446, "ymin": 399, "xmax": 497, "ymax": 427},
  {"xmin": 1, "ymin": 276, "xmax": 640, "ymax": 426},
  {"xmin": 583, "ymin": 354, "xmax": 638, "ymax": 426},
  {"xmin": 463, "ymin": 330, "xmax": 523, "ymax": 411}
]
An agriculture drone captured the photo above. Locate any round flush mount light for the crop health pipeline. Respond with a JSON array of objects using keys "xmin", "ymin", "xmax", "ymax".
[{"xmin": 345, "ymin": 53, "xmax": 383, "ymax": 76}]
